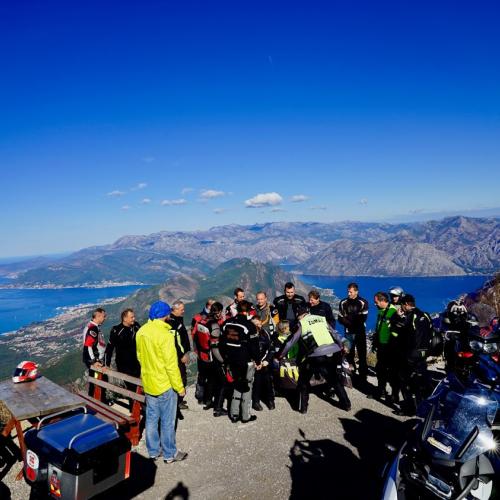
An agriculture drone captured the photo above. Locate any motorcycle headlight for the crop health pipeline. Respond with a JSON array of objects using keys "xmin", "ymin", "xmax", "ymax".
[
  {"xmin": 483, "ymin": 342, "xmax": 498, "ymax": 354},
  {"xmin": 469, "ymin": 340, "xmax": 483, "ymax": 352}
]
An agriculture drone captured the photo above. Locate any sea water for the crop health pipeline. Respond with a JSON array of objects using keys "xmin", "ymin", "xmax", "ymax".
[
  {"xmin": 0, "ymin": 283, "xmax": 147, "ymax": 334},
  {"xmin": 0, "ymin": 275, "xmax": 489, "ymax": 335}
]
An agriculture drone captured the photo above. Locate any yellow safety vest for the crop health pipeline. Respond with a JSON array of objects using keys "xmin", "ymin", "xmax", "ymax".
[{"xmin": 300, "ymin": 314, "xmax": 333, "ymax": 352}]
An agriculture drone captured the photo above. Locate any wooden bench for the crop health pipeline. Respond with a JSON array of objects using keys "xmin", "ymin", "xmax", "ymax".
[{"xmin": 79, "ymin": 366, "xmax": 145, "ymax": 446}]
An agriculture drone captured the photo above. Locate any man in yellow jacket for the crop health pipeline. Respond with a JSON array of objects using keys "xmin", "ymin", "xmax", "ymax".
[{"xmin": 136, "ymin": 301, "xmax": 187, "ymax": 463}]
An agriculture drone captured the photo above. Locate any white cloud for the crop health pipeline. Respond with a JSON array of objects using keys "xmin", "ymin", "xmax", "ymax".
[
  {"xmin": 310, "ymin": 205, "xmax": 327, "ymax": 211},
  {"xmin": 359, "ymin": 198, "xmax": 368, "ymax": 205},
  {"xmin": 245, "ymin": 192, "xmax": 283, "ymax": 208},
  {"xmin": 141, "ymin": 198, "xmax": 152, "ymax": 205},
  {"xmin": 107, "ymin": 190, "xmax": 126, "ymax": 197},
  {"xmin": 271, "ymin": 207, "xmax": 286, "ymax": 212},
  {"xmin": 181, "ymin": 187, "xmax": 194, "ymax": 195},
  {"xmin": 200, "ymin": 189, "xmax": 225, "ymax": 200},
  {"xmin": 131, "ymin": 182, "xmax": 147, "ymax": 191},
  {"xmin": 142, "ymin": 157, "xmax": 155, "ymax": 163},
  {"xmin": 290, "ymin": 194, "xmax": 309, "ymax": 203},
  {"xmin": 161, "ymin": 198, "xmax": 187, "ymax": 206},
  {"xmin": 121, "ymin": 205, "xmax": 131, "ymax": 211},
  {"xmin": 213, "ymin": 208, "xmax": 226, "ymax": 214}
]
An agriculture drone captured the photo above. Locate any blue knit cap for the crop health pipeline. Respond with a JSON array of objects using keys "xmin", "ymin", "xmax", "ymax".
[{"xmin": 149, "ymin": 301, "xmax": 171, "ymax": 320}]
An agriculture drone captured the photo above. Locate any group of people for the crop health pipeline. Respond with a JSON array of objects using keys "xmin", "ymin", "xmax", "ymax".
[
  {"xmin": 81, "ymin": 280, "xmax": 439, "ymax": 463},
  {"xmin": 191, "ymin": 283, "xmax": 350, "ymax": 420},
  {"xmin": 370, "ymin": 287, "xmax": 436, "ymax": 416}
]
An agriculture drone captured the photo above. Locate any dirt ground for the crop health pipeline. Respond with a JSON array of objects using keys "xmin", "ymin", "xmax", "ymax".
[{"xmin": 0, "ymin": 369, "xmax": 424, "ymax": 500}]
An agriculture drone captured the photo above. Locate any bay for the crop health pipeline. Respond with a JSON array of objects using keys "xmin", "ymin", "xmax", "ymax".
[
  {"xmin": 0, "ymin": 284, "xmax": 148, "ymax": 334},
  {"xmin": 298, "ymin": 275, "xmax": 488, "ymax": 331}
]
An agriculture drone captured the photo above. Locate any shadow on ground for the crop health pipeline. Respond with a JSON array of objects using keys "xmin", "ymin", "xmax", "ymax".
[
  {"xmin": 0, "ymin": 481, "xmax": 11, "ymax": 499},
  {"xmin": 0, "ymin": 435, "xmax": 20, "ymax": 481},
  {"xmin": 289, "ymin": 409, "xmax": 418, "ymax": 500},
  {"xmin": 165, "ymin": 481, "xmax": 189, "ymax": 499},
  {"xmin": 0, "ymin": 434, "xmax": 20, "ymax": 499},
  {"xmin": 94, "ymin": 452, "xmax": 157, "ymax": 499}
]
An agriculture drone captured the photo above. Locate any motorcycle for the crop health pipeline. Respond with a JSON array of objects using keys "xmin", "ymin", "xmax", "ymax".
[{"xmin": 382, "ymin": 321, "xmax": 500, "ymax": 500}]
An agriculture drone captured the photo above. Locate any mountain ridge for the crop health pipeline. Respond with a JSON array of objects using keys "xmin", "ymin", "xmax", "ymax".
[{"xmin": 2, "ymin": 216, "xmax": 498, "ymax": 286}]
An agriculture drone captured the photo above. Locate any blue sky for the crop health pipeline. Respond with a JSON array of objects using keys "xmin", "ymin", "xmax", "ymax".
[{"xmin": 1, "ymin": 1, "xmax": 499, "ymax": 257}]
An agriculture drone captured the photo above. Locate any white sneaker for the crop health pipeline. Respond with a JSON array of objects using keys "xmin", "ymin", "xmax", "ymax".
[{"xmin": 164, "ymin": 451, "xmax": 188, "ymax": 464}]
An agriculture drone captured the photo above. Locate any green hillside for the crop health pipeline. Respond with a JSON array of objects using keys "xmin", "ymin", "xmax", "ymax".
[{"xmin": 14, "ymin": 249, "xmax": 212, "ymax": 286}]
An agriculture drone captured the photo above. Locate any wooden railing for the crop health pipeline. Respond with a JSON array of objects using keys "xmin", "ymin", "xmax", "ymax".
[{"xmin": 79, "ymin": 366, "xmax": 144, "ymax": 446}]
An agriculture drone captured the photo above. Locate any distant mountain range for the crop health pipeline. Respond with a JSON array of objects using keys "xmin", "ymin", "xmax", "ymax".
[{"xmin": 1, "ymin": 216, "xmax": 498, "ymax": 286}]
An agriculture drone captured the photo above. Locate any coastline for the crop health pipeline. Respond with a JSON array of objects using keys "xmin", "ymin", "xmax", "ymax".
[
  {"xmin": 0, "ymin": 296, "xmax": 128, "ymax": 338},
  {"xmin": 0, "ymin": 281, "xmax": 148, "ymax": 290},
  {"xmin": 294, "ymin": 272, "xmax": 490, "ymax": 278}
]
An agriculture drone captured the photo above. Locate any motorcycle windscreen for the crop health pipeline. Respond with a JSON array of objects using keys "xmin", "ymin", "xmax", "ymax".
[{"xmin": 421, "ymin": 385, "xmax": 497, "ymax": 462}]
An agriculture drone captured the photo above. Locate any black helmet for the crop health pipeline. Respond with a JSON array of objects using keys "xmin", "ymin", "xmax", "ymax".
[
  {"xmin": 210, "ymin": 302, "xmax": 223, "ymax": 315},
  {"xmin": 296, "ymin": 303, "xmax": 310, "ymax": 317},
  {"xmin": 444, "ymin": 300, "xmax": 468, "ymax": 326}
]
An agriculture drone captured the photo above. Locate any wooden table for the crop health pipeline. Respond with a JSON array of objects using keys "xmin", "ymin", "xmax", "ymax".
[{"xmin": 0, "ymin": 376, "xmax": 84, "ymax": 479}]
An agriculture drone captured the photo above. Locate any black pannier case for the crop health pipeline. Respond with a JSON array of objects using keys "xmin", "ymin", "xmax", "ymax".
[{"xmin": 24, "ymin": 411, "xmax": 130, "ymax": 499}]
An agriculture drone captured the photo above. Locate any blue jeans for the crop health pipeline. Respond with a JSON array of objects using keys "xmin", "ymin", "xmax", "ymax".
[{"xmin": 145, "ymin": 389, "xmax": 178, "ymax": 459}]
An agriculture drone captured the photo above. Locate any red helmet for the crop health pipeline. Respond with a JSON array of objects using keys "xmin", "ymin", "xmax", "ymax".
[{"xmin": 12, "ymin": 360, "xmax": 38, "ymax": 383}]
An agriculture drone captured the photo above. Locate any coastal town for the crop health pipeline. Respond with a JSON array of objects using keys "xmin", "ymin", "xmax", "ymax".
[{"xmin": 0, "ymin": 297, "xmax": 127, "ymax": 380}]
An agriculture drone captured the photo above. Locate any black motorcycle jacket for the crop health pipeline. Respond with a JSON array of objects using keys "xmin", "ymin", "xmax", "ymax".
[
  {"xmin": 392, "ymin": 307, "xmax": 433, "ymax": 359},
  {"xmin": 338, "ymin": 296, "xmax": 369, "ymax": 333},
  {"xmin": 219, "ymin": 314, "xmax": 259, "ymax": 365},
  {"xmin": 273, "ymin": 294, "xmax": 306, "ymax": 324},
  {"xmin": 104, "ymin": 321, "xmax": 141, "ymax": 376},
  {"xmin": 167, "ymin": 314, "xmax": 191, "ymax": 359},
  {"xmin": 309, "ymin": 301, "xmax": 336, "ymax": 329}
]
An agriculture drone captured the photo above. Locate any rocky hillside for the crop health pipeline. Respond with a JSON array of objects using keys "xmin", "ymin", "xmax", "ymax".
[
  {"xmin": 3, "ymin": 216, "xmax": 498, "ymax": 286},
  {"xmin": 303, "ymin": 239, "xmax": 466, "ymax": 276},
  {"xmin": 464, "ymin": 272, "xmax": 500, "ymax": 326},
  {"xmin": 410, "ymin": 216, "xmax": 499, "ymax": 273}
]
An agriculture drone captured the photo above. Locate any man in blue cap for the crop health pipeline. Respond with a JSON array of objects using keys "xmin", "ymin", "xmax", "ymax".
[{"xmin": 136, "ymin": 301, "xmax": 187, "ymax": 463}]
